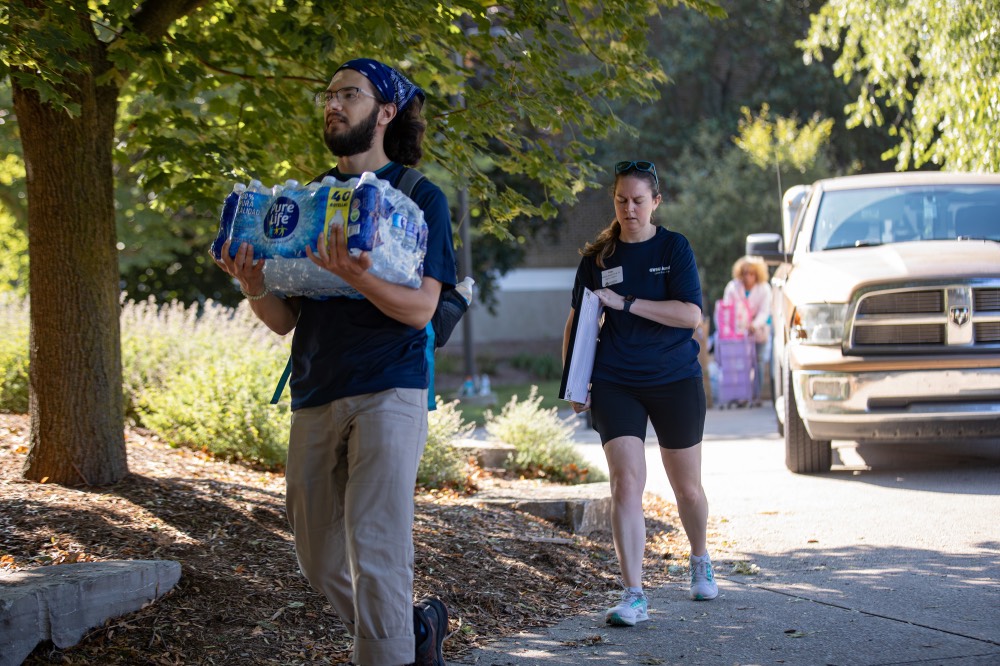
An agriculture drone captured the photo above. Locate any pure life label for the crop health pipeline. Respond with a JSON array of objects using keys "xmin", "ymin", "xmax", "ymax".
[
  {"xmin": 264, "ymin": 198, "xmax": 300, "ymax": 239},
  {"xmin": 233, "ymin": 185, "xmax": 354, "ymax": 258}
]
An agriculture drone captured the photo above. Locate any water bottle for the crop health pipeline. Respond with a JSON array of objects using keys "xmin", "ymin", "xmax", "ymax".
[
  {"xmin": 455, "ymin": 276, "xmax": 475, "ymax": 305},
  {"xmin": 346, "ymin": 171, "xmax": 382, "ymax": 256},
  {"xmin": 403, "ymin": 216, "xmax": 419, "ymax": 251},
  {"xmin": 229, "ymin": 179, "xmax": 271, "ymax": 258},
  {"xmin": 389, "ymin": 212, "xmax": 407, "ymax": 244},
  {"xmin": 210, "ymin": 182, "xmax": 246, "ymax": 260}
]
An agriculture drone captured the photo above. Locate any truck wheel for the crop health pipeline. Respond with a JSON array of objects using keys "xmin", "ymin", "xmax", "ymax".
[
  {"xmin": 772, "ymin": 353, "xmax": 784, "ymax": 437},
  {"xmin": 784, "ymin": 366, "xmax": 832, "ymax": 474}
]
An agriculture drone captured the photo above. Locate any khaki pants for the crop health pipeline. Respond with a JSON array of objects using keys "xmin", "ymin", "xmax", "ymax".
[{"xmin": 286, "ymin": 388, "xmax": 428, "ymax": 666}]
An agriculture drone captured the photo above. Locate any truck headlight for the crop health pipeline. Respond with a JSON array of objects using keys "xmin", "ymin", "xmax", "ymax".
[{"xmin": 792, "ymin": 304, "xmax": 847, "ymax": 345}]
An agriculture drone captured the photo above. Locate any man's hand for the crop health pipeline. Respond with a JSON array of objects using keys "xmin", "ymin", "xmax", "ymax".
[
  {"xmin": 215, "ymin": 239, "xmax": 267, "ymax": 297},
  {"xmin": 306, "ymin": 223, "xmax": 373, "ymax": 282}
]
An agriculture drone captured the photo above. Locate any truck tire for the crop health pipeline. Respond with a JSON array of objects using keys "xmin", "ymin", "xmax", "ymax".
[
  {"xmin": 784, "ymin": 366, "xmax": 832, "ymax": 474},
  {"xmin": 773, "ymin": 353, "xmax": 784, "ymax": 437}
]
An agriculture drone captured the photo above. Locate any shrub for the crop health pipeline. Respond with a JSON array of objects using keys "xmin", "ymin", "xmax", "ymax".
[
  {"xmin": 126, "ymin": 297, "xmax": 292, "ymax": 467},
  {"xmin": 0, "ymin": 296, "xmax": 29, "ymax": 413},
  {"xmin": 9, "ymin": 294, "xmax": 478, "ymax": 476},
  {"xmin": 419, "ymin": 397, "xmax": 475, "ymax": 489},
  {"xmin": 485, "ymin": 386, "xmax": 606, "ymax": 484}
]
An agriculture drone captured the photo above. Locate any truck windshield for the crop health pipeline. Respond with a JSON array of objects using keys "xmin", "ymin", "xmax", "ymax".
[{"xmin": 811, "ymin": 184, "xmax": 1000, "ymax": 251}]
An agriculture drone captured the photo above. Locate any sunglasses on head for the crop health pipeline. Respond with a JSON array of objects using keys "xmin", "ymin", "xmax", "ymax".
[{"xmin": 614, "ymin": 160, "xmax": 658, "ymax": 187}]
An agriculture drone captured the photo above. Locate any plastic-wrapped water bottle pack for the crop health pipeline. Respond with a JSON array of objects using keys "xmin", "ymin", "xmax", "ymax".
[{"xmin": 210, "ymin": 172, "xmax": 428, "ymax": 298}]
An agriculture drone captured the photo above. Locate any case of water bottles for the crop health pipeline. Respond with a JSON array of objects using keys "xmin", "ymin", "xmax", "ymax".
[{"xmin": 210, "ymin": 172, "xmax": 428, "ymax": 298}]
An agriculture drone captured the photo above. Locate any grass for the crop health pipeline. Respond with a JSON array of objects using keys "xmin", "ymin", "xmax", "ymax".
[{"xmin": 453, "ymin": 379, "xmax": 564, "ymax": 426}]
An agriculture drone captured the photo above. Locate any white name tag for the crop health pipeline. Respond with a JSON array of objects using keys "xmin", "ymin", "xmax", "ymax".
[{"xmin": 601, "ymin": 266, "xmax": 624, "ymax": 287}]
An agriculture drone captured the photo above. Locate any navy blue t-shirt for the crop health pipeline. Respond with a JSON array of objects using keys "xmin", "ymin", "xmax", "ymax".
[
  {"xmin": 289, "ymin": 162, "xmax": 457, "ymax": 410},
  {"xmin": 571, "ymin": 226, "xmax": 703, "ymax": 387}
]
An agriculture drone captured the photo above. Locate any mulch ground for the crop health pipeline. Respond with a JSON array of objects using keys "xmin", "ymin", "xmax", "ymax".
[{"xmin": 1, "ymin": 413, "xmax": 718, "ymax": 665}]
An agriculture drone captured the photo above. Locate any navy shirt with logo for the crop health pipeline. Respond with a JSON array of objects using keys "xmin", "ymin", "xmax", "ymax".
[
  {"xmin": 571, "ymin": 226, "xmax": 702, "ymax": 387},
  {"xmin": 289, "ymin": 161, "xmax": 457, "ymax": 410}
]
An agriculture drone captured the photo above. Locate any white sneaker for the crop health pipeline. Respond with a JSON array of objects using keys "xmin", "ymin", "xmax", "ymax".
[
  {"xmin": 605, "ymin": 589, "xmax": 649, "ymax": 626},
  {"xmin": 689, "ymin": 554, "xmax": 719, "ymax": 600}
]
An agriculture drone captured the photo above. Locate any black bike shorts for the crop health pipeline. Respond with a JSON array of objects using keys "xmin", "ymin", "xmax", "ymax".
[{"xmin": 590, "ymin": 376, "xmax": 706, "ymax": 449}]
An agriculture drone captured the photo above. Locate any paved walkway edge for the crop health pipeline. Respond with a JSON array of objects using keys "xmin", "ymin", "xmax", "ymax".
[{"xmin": 0, "ymin": 560, "xmax": 181, "ymax": 666}]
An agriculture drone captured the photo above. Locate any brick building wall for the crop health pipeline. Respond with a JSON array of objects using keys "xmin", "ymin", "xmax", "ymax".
[{"xmin": 521, "ymin": 187, "xmax": 614, "ymax": 269}]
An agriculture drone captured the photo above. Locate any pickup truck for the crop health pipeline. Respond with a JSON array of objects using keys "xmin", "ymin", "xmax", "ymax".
[{"xmin": 747, "ymin": 172, "xmax": 1000, "ymax": 473}]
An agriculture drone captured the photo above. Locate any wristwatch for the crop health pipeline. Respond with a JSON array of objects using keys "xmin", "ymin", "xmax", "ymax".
[{"xmin": 623, "ymin": 294, "xmax": 636, "ymax": 314}]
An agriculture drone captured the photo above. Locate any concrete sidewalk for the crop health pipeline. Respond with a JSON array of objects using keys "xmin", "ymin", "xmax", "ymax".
[
  {"xmin": 454, "ymin": 572, "xmax": 1000, "ymax": 665},
  {"xmin": 456, "ymin": 405, "xmax": 1000, "ymax": 665}
]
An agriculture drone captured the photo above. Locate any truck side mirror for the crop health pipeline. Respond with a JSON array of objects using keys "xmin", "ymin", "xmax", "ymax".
[{"xmin": 746, "ymin": 233, "xmax": 788, "ymax": 265}]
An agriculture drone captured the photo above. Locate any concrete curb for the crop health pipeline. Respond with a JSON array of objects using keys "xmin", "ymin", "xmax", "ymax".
[
  {"xmin": 0, "ymin": 560, "xmax": 181, "ymax": 666},
  {"xmin": 453, "ymin": 438, "xmax": 516, "ymax": 470},
  {"xmin": 465, "ymin": 481, "xmax": 612, "ymax": 536}
]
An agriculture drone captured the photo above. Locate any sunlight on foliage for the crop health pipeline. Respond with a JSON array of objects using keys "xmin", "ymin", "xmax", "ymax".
[
  {"xmin": 0, "ymin": 0, "xmax": 726, "ymax": 238},
  {"xmin": 734, "ymin": 104, "xmax": 834, "ymax": 174},
  {"xmin": 0, "ymin": 295, "xmax": 29, "ymax": 413},
  {"xmin": 800, "ymin": 0, "xmax": 1000, "ymax": 171},
  {"xmin": 0, "ymin": 208, "xmax": 27, "ymax": 296},
  {"xmin": 485, "ymin": 386, "xmax": 606, "ymax": 484}
]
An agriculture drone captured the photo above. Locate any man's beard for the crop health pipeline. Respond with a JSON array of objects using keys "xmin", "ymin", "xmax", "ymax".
[{"xmin": 324, "ymin": 105, "xmax": 380, "ymax": 158}]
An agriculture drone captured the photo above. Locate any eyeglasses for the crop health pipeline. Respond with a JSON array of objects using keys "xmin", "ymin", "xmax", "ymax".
[
  {"xmin": 615, "ymin": 160, "xmax": 658, "ymax": 187},
  {"xmin": 314, "ymin": 87, "xmax": 379, "ymax": 107}
]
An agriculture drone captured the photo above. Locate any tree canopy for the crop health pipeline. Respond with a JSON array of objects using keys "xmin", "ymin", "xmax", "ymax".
[
  {"xmin": 2, "ymin": 0, "xmax": 726, "ymax": 232},
  {"xmin": 800, "ymin": 0, "xmax": 1000, "ymax": 172},
  {"xmin": 0, "ymin": 0, "xmax": 724, "ymax": 485}
]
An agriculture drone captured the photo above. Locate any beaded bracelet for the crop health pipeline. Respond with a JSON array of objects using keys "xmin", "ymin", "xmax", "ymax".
[{"xmin": 241, "ymin": 286, "xmax": 270, "ymax": 302}]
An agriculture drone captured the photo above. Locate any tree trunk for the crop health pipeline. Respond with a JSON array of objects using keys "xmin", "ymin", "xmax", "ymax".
[{"xmin": 12, "ymin": 44, "xmax": 127, "ymax": 486}]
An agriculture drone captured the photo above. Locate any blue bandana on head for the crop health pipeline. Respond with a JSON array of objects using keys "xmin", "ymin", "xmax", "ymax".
[{"xmin": 335, "ymin": 58, "xmax": 425, "ymax": 113}]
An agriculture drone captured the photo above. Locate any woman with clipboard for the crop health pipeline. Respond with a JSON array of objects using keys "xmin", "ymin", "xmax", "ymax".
[{"xmin": 562, "ymin": 160, "xmax": 717, "ymax": 628}]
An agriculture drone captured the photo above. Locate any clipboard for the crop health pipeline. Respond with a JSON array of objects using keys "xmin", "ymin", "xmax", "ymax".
[{"xmin": 559, "ymin": 287, "xmax": 603, "ymax": 403}]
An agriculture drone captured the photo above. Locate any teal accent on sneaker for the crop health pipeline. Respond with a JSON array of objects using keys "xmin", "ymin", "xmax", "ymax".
[
  {"xmin": 690, "ymin": 555, "xmax": 719, "ymax": 601},
  {"xmin": 605, "ymin": 590, "xmax": 649, "ymax": 626}
]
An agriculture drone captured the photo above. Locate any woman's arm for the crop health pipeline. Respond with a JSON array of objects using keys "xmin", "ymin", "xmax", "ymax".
[
  {"xmin": 593, "ymin": 288, "xmax": 702, "ymax": 329},
  {"xmin": 562, "ymin": 309, "xmax": 575, "ymax": 364}
]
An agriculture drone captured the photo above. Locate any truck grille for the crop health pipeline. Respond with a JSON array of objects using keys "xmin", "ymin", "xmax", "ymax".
[{"xmin": 847, "ymin": 284, "xmax": 1000, "ymax": 352}]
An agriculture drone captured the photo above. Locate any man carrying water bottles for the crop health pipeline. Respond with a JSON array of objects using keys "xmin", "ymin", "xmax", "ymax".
[{"xmin": 216, "ymin": 57, "xmax": 456, "ymax": 666}]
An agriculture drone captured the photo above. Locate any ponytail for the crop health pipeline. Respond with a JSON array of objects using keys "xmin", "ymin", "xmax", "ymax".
[{"xmin": 580, "ymin": 219, "xmax": 621, "ymax": 269}]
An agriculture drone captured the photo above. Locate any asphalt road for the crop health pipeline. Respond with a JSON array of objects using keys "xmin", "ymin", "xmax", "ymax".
[
  {"xmin": 569, "ymin": 405, "xmax": 1000, "ymax": 572},
  {"xmin": 462, "ymin": 405, "xmax": 1000, "ymax": 665}
]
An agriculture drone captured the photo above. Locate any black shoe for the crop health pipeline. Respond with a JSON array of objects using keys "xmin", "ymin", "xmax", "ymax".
[{"xmin": 413, "ymin": 597, "xmax": 448, "ymax": 666}]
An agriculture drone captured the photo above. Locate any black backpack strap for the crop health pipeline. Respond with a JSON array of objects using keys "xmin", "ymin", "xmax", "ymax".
[
  {"xmin": 310, "ymin": 165, "xmax": 426, "ymax": 194},
  {"xmin": 395, "ymin": 166, "xmax": 426, "ymax": 199}
]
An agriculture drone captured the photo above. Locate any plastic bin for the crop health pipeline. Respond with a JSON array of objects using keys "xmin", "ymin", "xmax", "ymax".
[{"xmin": 715, "ymin": 336, "xmax": 755, "ymax": 407}]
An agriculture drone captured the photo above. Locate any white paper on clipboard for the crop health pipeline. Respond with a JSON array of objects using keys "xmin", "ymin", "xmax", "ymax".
[{"xmin": 560, "ymin": 287, "xmax": 603, "ymax": 403}]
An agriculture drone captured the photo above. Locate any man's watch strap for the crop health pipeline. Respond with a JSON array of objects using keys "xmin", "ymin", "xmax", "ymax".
[{"xmin": 623, "ymin": 294, "xmax": 636, "ymax": 314}]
